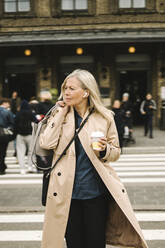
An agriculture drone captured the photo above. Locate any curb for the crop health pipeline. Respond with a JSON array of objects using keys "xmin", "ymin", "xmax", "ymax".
[
  {"xmin": 0, "ymin": 206, "xmax": 45, "ymax": 213},
  {"xmin": 1, "ymin": 205, "xmax": 165, "ymax": 213}
]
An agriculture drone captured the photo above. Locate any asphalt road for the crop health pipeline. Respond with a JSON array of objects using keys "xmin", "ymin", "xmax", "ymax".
[{"xmin": 0, "ymin": 152, "xmax": 165, "ymax": 248}]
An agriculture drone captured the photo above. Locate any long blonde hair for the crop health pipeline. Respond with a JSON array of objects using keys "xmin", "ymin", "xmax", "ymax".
[{"xmin": 59, "ymin": 69, "xmax": 112, "ymax": 121}]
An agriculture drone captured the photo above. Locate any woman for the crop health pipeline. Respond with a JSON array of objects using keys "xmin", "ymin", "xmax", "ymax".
[
  {"xmin": 14, "ymin": 100, "xmax": 37, "ymax": 174},
  {"xmin": 39, "ymin": 69, "xmax": 148, "ymax": 248}
]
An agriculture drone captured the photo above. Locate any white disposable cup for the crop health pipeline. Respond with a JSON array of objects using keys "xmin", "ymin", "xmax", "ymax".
[{"xmin": 91, "ymin": 131, "xmax": 104, "ymax": 151}]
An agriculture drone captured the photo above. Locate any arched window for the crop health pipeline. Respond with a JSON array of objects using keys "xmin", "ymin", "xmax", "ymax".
[{"xmin": 4, "ymin": 0, "xmax": 31, "ymax": 13}]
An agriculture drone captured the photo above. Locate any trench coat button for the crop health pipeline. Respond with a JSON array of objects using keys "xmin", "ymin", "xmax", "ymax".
[
  {"xmin": 122, "ymin": 189, "xmax": 125, "ymax": 193},
  {"xmin": 51, "ymin": 122, "xmax": 55, "ymax": 128},
  {"xmin": 53, "ymin": 192, "xmax": 57, "ymax": 196},
  {"xmin": 57, "ymin": 172, "xmax": 61, "ymax": 176}
]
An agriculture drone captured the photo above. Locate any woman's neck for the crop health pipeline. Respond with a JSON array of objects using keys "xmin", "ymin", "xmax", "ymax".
[{"xmin": 74, "ymin": 102, "xmax": 88, "ymax": 118}]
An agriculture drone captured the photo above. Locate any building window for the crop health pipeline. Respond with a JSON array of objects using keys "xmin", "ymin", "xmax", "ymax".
[
  {"xmin": 61, "ymin": 0, "xmax": 88, "ymax": 11},
  {"xmin": 119, "ymin": 0, "xmax": 146, "ymax": 8},
  {"xmin": 4, "ymin": 0, "xmax": 31, "ymax": 13}
]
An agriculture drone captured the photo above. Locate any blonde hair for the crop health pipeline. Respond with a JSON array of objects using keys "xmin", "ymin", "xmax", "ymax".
[{"xmin": 59, "ymin": 69, "xmax": 112, "ymax": 121}]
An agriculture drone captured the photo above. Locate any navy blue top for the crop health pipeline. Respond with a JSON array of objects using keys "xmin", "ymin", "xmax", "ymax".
[{"xmin": 72, "ymin": 110, "xmax": 107, "ymax": 200}]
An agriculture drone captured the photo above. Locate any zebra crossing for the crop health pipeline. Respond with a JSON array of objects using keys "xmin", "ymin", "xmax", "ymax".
[
  {"xmin": 0, "ymin": 153, "xmax": 165, "ymax": 247},
  {"xmin": 2, "ymin": 153, "xmax": 165, "ymax": 185}
]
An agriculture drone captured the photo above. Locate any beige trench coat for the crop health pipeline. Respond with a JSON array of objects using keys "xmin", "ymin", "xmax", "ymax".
[{"xmin": 39, "ymin": 106, "xmax": 148, "ymax": 248}]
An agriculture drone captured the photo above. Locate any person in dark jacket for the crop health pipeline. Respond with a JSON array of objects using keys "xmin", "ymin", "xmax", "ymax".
[
  {"xmin": 112, "ymin": 100, "xmax": 124, "ymax": 150},
  {"xmin": 14, "ymin": 100, "xmax": 37, "ymax": 174},
  {"xmin": 10, "ymin": 91, "xmax": 21, "ymax": 157},
  {"xmin": 10, "ymin": 91, "xmax": 21, "ymax": 115},
  {"xmin": 121, "ymin": 92, "xmax": 135, "ymax": 143},
  {"xmin": 0, "ymin": 98, "xmax": 14, "ymax": 175},
  {"xmin": 121, "ymin": 92, "xmax": 133, "ymax": 130},
  {"xmin": 29, "ymin": 97, "xmax": 42, "ymax": 121},
  {"xmin": 140, "ymin": 93, "xmax": 157, "ymax": 138}
]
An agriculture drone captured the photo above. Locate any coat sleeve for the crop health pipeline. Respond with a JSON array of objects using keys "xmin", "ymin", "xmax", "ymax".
[
  {"xmin": 39, "ymin": 106, "xmax": 68, "ymax": 150},
  {"xmin": 101, "ymin": 114, "xmax": 121, "ymax": 162}
]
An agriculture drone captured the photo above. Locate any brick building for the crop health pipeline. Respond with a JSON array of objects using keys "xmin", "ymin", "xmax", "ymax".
[{"xmin": 0, "ymin": 0, "xmax": 165, "ymax": 125}]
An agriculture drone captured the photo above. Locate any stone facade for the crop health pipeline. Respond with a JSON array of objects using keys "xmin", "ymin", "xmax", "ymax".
[{"xmin": 0, "ymin": 0, "xmax": 165, "ymax": 125}]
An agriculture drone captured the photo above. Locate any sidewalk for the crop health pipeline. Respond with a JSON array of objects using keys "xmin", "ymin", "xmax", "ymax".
[{"xmin": 123, "ymin": 126, "xmax": 165, "ymax": 154}]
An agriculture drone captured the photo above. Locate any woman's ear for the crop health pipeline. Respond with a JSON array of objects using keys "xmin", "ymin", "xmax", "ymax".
[
  {"xmin": 83, "ymin": 90, "xmax": 89, "ymax": 98},
  {"xmin": 83, "ymin": 92, "xmax": 88, "ymax": 98}
]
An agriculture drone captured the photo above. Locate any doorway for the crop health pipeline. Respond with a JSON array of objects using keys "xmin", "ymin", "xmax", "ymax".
[
  {"xmin": 3, "ymin": 57, "xmax": 37, "ymax": 100},
  {"xmin": 3, "ymin": 73, "xmax": 36, "ymax": 100},
  {"xmin": 59, "ymin": 56, "xmax": 95, "ymax": 92},
  {"xmin": 118, "ymin": 70, "xmax": 148, "ymax": 125},
  {"xmin": 116, "ymin": 54, "xmax": 151, "ymax": 125}
]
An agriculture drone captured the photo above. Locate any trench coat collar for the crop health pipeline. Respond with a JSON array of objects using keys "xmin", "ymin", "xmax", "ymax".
[{"xmin": 62, "ymin": 106, "xmax": 93, "ymax": 143}]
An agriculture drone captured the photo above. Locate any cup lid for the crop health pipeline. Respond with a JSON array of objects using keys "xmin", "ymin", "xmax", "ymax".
[{"xmin": 91, "ymin": 131, "xmax": 104, "ymax": 138}]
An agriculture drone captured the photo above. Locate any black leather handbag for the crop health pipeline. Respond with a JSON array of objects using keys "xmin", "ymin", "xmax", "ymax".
[
  {"xmin": 0, "ymin": 126, "xmax": 14, "ymax": 143},
  {"xmin": 42, "ymin": 108, "xmax": 94, "ymax": 206},
  {"xmin": 30, "ymin": 105, "xmax": 57, "ymax": 171}
]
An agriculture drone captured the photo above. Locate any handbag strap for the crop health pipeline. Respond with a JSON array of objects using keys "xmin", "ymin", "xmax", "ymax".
[
  {"xmin": 31, "ymin": 103, "xmax": 61, "ymax": 164},
  {"xmin": 46, "ymin": 107, "xmax": 94, "ymax": 177}
]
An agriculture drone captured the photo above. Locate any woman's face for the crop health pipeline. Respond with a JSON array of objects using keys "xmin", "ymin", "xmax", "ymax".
[
  {"xmin": 63, "ymin": 76, "xmax": 87, "ymax": 107},
  {"xmin": 146, "ymin": 94, "xmax": 152, "ymax": 100},
  {"xmin": 113, "ymin": 100, "xmax": 120, "ymax": 109}
]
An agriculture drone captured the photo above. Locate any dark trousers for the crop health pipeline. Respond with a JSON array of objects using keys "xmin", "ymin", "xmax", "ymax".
[
  {"xmin": 0, "ymin": 142, "xmax": 8, "ymax": 173},
  {"xmin": 65, "ymin": 195, "xmax": 108, "ymax": 248},
  {"xmin": 144, "ymin": 115, "xmax": 153, "ymax": 137},
  {"xmin": 118, "ymin": 133, "xmax": 123, "ymax": 149}
]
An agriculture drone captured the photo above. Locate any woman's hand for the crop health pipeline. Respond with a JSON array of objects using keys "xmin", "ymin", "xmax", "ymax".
[
  {"xmin": 56, "ymin": 100, "xmax": 65, "ymax": 107},
  {"xmin": 92, "ymin": 137, "xmax": 107, "ymax": 158},
  {"xmin": 98, "ymin": 137, "xmax": 107, "ymax": 151}
]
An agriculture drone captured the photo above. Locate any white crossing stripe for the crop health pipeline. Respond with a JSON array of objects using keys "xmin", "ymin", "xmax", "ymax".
[
  {"xmin": 0, "ymin": 211, "xmax": 165, "ymax": 223},
  {"xmin": 1, "ymin": 153, "xmax": 165, "ymax": 184},
  {"xmin": 143, "ymin": 229, "xmax": 165, "ymax": 240},
  {"xmin": 122, "ymin": 178, "xmax": 165, "ymax": 183},
  {"xmin": 112, "ymin": 162, "xmax": 165, "ymax": 166},
  {"xmin": 0, "ymin": 231, "xmax": 42, "ymax": 241},
  {"xmin": 4, "ymin": 171, "xmax": 165, "ymax": 177},
  {"xmin": 0, "ymin": 174, "xmax": 42, "ymax": 178},
  {"xmin": 6, "ymin": 153, "xmax": 165, "ymax": 159},
  {"xmin": 0, "ymin": 229, "xmax": 165, "ymax": 241},
  {"xmin": 114, "ymin": 157, "xmax": 165, "ymax": 161},
  {"xmin": 114, "ymin": 167, "xmax": 165, "ymax": 171},
  {"xmin": 117, "ymin": 172, "xmax": 165, "ymax": 176},
  {"xmin": 0, "ymin": 214, "xmax": 44, "ymax": 223},
  {"xmin": 6, "ymin": 161, "xmax": 165, "ymax": 167},
  {"xmin": 1, "ymin": 178, "xmax": 165, "ymax": 184},
  {"xmin": 0, "ymin": 179, "xmax": 42, "ymax": 184}
]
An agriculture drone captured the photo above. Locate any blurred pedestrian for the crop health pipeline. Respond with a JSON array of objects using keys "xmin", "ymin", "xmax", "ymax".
[
  {"xmin": 112, "ymin": 100, "xmax": 124, "ymax": 150},
  {"xmin": 29, "ymin": 97, "xmax": 42, "ymax": 121},
  {"xmin": 121, "ymin": 92, "xmax": 133, "ymax": 129},
  {"xmin": 38, "ymin": 90, "xmax": 53, "ymax": 117},
  {"xmin": 39, "ymin": 69, "xmax": 148, "ymax": 248},
  {"xmin": 0, "ymin": 98, "xmax": 14, "ymax": 175},
  {"xmin": 140, "ymin": 93, "xmax": 157, "ymax": 138},
  {"xmin": 14, "ymin": 100, "xmax": 37, "ymax": 174},
  {"xmin": 10, "ymin": 91, "xmax": 21, "ymax": 156},
  {"xmin": 121, "ymin": 92, "xmax": 135, "ymax": 143},
  {"xmin": 10, "ymin": 91, "xmax": 21, "ymax": 115}
]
